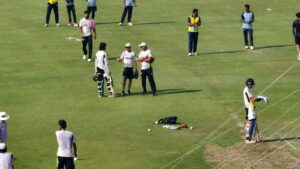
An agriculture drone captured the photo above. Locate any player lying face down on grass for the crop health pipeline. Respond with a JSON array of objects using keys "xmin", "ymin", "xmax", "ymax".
[{"xmin": 243, "ymin": 78, "xmax": 269, "ymax": 144}]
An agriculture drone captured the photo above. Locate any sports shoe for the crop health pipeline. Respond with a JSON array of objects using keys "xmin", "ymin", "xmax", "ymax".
[
  {"xmin": 56, "ymin": 23, "xmax": 60, "ymax": 27},
  {"xmin": 128, "ymin": 22, "xmax": 133, "ymax": 26},
  {"xmin": 250, "ymin": 46, "xmax": 255, "ymax": 50},
  {"xmin": 193, "ymin": 52, "xmax": 198, "ymax": 56},
  {"xmin": 118, "ymin": 22, "xmax": 123, "ymax": 26},
  {"xmin": 245, "ymin": 140, "xmax": 256, "ymax": 144},
  {"xmin": 127, "ymin": 90, "xmax": 131, "ymax": 96},
  {"xmin": 121, "ymin": 91, "xmax": 126, "ymax": 96},
  {"xmin": 74, "ymin": 23, "xmax": 78, "ymax": 27},
  {"xmin": 68, "ymin": 23, "xmax": 71, "ymax": 27},
  {"xmin": 83, "ymin": 55, "xmax": 87, "ymax": 60},
  {"xmin": 245, "ymin": 46, "xmax": 249, "ymax": 49},
  {"xmin": 88, "ymin": 58, "xmax": 92, "ymax": 62},
  {"xmin": 44, "ymin": 24, "xmax": 48, "ymax": 27},
  {"xmin": 188, "ymin": 53, "xmax": 193, "ymax": 56}
]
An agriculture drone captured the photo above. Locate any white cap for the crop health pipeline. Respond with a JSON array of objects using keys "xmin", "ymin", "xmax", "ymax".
[
  {"xmin": 0, "ymin": 112, "xmax": 9, "ymax": 121},
  {"xmin": 0, "ymin": 143, "xmax": 6, "ymax": 150},
  {"xmin": 124, "ymin": 43, "xmax": 131, "ymax": 48},
  {"xmin": 138, "ymin": 42, "xmax": 147, "ymax": 47}
]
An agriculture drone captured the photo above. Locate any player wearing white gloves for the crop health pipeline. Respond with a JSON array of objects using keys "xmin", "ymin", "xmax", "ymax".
[
  {"xmin": 243, "ymin": 78, "xmax": 269, "ymax": 144},
  {"xmin": 94, "ymin": 42, "xmax": 115, "ymax": 97}
]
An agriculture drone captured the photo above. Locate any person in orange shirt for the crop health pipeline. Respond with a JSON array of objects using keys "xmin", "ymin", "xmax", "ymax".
[{"xmin": 45, "ymin": 0, "xmax": 60, "ymax": 27}]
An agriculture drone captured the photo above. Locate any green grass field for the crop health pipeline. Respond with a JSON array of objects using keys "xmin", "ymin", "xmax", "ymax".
[{"xmin": 1, "ymin": 0, "xmax": 300, "ymax": 168}]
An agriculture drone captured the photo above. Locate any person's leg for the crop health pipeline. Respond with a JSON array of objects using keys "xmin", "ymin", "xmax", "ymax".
[
  {"xmin": 53, "ymin": 3, "xmax": 59, "ymax": 24},
  {"xmin": 296, "ymin": 44, "xmax": 300, "ymax": 56},
  {"xmin": 45, "ymin": 3, "xmax": 52, "ymax": 24},
  {"xmin": 67, "ymin": 6, "xmax": 72, "ymax": 24},
  {"xmin": 71, "ymin": 6, "xmax": 77, "ymax": 24},
  {"xmin": 57, "ymin": 157, "xmax": 65, "ymax": 169},
  {"xmin": 97, "ymin": 68, "xmax": 104, "ymax": 96},
  {"xmin": 87, "ymin": 36, "xmax": 93, "ymax": 59},
  {"xmin": 87, "ymin": 6, "xmax": 92, "ymax": 15},
  {"xmin": 141, "ymin": 70, "xmax": 147, "ymax": 93},
  {"xmin": 128, "ymin": 79, "xmax": 132, "ymax": 92},
  {"xmin": 82, "ymin": 37, "xmax": 88, "ymax": 56},
  {"xmin": 120, "ymin": 7, "xmax": 128, "ymax": 23},
  {"xmin": 147, "ymin": 68, "xmax": 157, "ymax": 96},
  {"xmin": 243, "ymin": 29, "xmax": 249, "ymax": 47},
  {"xmin": 91, "ymin": 7, "xmax": 96, "ymax": 19},
  {"xmin": 247, "ymin": 119, "xmax": 256, "ymax": 140},
  {"xmin": 65, "ymin": 157, "xmax": 75, "ymax": 169},
  {"xmin": 127, "ymin": 6, "xmax": 133, "ymax": 23},
  {"xmin": 193, "ymin": 32, "xmax": 199, "ymax": 53},
  {"xmin": 188, "ymin": 32, "xmax": 193, "ymax": 54},
  {"xmin": 249, "ymin": 29, "xmax": 254, "ymax": 47},
  {"xmin": 122, "ymin": 68, "xmax": 127, "ymax": 92}
]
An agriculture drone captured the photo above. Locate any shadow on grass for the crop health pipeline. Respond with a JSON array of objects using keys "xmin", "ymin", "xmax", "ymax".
[
  {"xmin": 134, "ymin": 21, "xmax": 176, "ymax": 25},
  {"xmin": 128, "ymin": 88, "xmax": 201, "ymax": 96},
  {"xmin": 262, "ymin": 136, "xmax": 300, "ymax": 143},
  {"xmin": 199, "ymin": 44, "xmax": 293, "ymax": 56},
  {"xmin": 96, "ymin": 21, "xmax": 176, "ymax": 25}
]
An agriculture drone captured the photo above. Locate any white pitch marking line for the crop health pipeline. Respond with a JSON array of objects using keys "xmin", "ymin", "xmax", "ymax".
[{"xmin": 285, "ymin": 140, "xmax": 297, "ymax": 150}]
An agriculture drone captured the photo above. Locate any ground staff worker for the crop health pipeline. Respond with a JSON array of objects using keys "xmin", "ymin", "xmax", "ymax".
[
  {"xmin": 187, "ymin": 8, "xmax": 201, "ymax": 56},
  {"xmin": 138, "ymin": 42, "xmax": 156, "ymax": 96},
  {"xmin": 45, "ymin": 0, "xmax": 59, "ymax": 27}
]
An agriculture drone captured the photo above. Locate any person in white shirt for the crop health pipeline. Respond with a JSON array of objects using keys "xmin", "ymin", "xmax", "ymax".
[
  {"xmin": 56, "ymin": 120, "xmax": 77, "ymax": 169},
  {"xmin": 243, "ymin": 78, "xmax": 269, "ymax": 144},
  {"xmin": 117, "ymin": 43, "xmax": 138, "ymax": 96},
  {"xmin": 0, "ymin": 112, "xmax": 9, "ymax": 143},
  {"xmin": 95, "ymin": 42, "xmax": 115, "ymax": 97},
  {"xmin": 79, "ymin": 10, "xmax": 96, "ymax": 62},
  {"xmin": 0, "ymin": 143, "xmax": 14, "ymax": 169},
  {"xmin": 138, "ymin": 42, "xmax": 157, "ymax": 96}
]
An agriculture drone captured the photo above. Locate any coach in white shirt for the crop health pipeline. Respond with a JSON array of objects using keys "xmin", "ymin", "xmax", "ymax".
[
  {"xmin": 117, "ymin": 42, "xmax": 137, "ymax": 96},
  {"xmin": 138, "ymin": 42, "xmax": 157, "ymax": 96},
  {"xmin": 0, "ymin": 143, "xmax": 14, "ymax": 169},
  {"xmin": 79, "ymin": 10, "xmax": 96, "ymax": 62},
  {"xmin": 56, "ymin": 120, "xmax": 77, "ymax": 169}
]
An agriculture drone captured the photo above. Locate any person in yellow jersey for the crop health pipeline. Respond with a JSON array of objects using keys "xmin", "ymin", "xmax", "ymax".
[
  {"xmin": 187, "ymin": 8, "xmax": 201, "ymax": 56},
  {"xmin": 45, "ymin": 0, "xmax": 60, "ymax": 27},
  {"xmin": 243, "ymin": 78, "xmax": 269, "ymax": 144}
]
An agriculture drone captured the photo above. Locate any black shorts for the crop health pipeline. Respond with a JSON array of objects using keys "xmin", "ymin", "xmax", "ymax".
[
  {"xmin": 123, "ymin": 67, "xmax": 134, "ymax": 79},
  {"xmin": 295, "ymin": 35, "xmax": 300, "ymax": 45},
  {"xmin": 57, "ymin": 157, "xmax": 75, "ymax": 169}
]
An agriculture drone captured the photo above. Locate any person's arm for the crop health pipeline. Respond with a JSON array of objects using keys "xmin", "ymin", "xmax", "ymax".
[
  {"xmin": 292, "ymin": 21, "xmax": 296, "ymax": 35},
  {"xmin": 249, "ymin": 12, "xmax": 255, "ymax": 23},
  {"xmin": 133, "ymin": 0, "xmax": 136, "ymax": 7},
  {"xmin": 117, "ymin": 52, "xmax": 124, "ymax": 62},
  {"xmin": 104, "ymin": 54, "xmax": 110, "ymax": 74},
  {"xmin": 197, "ymin": 16, "xmax": 201, "ymax": 26},
  {"xmin": 95, "ymin": 56, "xmax": 98, "ymax": 73},
  {"xmin": 187, "ymin": 17, "xmax": 193, "ymax": 26},
  {"xmin": 240, "ymin": 13, "xmax": 247, "ymax": 23},
  {"xmin": 80, "ymin": 27, "xmax": 83, "ymax": 38},
  {"xmin": 73, "ymin": 143, "xmax": 77, "ymax": 158}
]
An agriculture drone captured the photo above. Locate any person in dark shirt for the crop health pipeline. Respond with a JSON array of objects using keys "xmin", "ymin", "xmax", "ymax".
[{"xmin": 292, "ymin": 12, "xmax": 300, "ymax": 61}]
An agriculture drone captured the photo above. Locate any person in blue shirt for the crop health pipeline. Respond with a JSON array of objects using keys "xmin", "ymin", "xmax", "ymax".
[
  {"xmin": 118, "ymin": 0, "xmax": 136, "ymax": 26},
  {"xmin": 292, "ymin": 12, "xmax": 300, "ymax": 61},
  {"xmin": 241, "ymin": 4, "xmax": 255, "ymax": 50},
  {"xmin": 66, "ymin": 0, "xmax": 78, "ymax": 27},
  {"xmin": 87, "ymin": 0, "xmax": 97, "ymax": 19}
]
